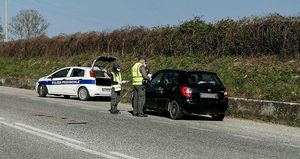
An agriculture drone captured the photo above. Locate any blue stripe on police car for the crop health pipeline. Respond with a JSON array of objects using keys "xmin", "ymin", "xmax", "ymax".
[{"xmin": 39, "ymin": 79, "xmax": 95, "ymax": 85}]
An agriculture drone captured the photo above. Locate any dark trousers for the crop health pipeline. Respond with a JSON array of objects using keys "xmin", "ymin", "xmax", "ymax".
[
  {"xmin": 110, "ymin": 88, "xmax": 121, "ymax": 112},
  {"xmin": 132, "ymin": 85, "xmax": 145, "ymax": 115}
]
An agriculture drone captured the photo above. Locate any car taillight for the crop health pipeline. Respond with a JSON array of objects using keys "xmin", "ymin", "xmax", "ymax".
[
  {"xmin": 89, "ymin": 70, "xmax": 95, "ymax": 78},
  {"xmin": 224, "ymin": 88, "xmax": 228, "ymax": 99},
  {"xmin": 180, "ymin": 86, "xmax": 192, "ymax": 98}
]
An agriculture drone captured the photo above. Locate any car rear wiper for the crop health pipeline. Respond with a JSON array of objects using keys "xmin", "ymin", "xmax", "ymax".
[
  {"xmin": 208, "ymin": 81, "xmax": 216, "ymax": 85},
  {"xmin": 198, "ymin": 81, "xmax": 216, "ymax": 85},
  {"xmin": 198, "ymin": 81, "xmax": 207, "ymax": 84}
]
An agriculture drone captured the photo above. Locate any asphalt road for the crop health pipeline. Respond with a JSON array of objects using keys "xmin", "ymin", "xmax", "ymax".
[{"xmin": 0, "ymin": 86, "xmax": 299, "ymax": 159}]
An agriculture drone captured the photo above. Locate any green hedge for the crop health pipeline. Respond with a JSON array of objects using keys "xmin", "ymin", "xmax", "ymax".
[{"xmin": 0, "ymin": 14, "xmax": 299, "ymax": 58}]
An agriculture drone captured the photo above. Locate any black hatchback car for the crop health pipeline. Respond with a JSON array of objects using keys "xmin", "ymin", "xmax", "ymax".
[{"xmin": 144, "ymin": 69, "xmax": 228, "ymax": 120}]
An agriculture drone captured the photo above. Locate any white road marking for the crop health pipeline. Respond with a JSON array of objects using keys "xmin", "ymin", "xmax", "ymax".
[
  {"xmin": 46, "ymin": 101, "xmax": 57, "ymax": 104},
  {"xmin": 151, "ymin": 120, "xmax": 213, "ymax": 132},
  {"xmin": 283, "ymin": 143, "xmax": 300, "ymax": 149},
  {"xmin": 62, "ymin": 104, "xmax": 72, "ymax": 107},
  {"xmin": 0, "ymin": 117, "xmax": 4, "ymax": 120},
  {"xmin": 15, "ymin": 122, "xmax": 84, "ymax": 145},
  {"xmin": 232, "ymin": 134, "xmax": 260, "ymax": 141},
  {"xmin": 30, "ymin": 97, "xmax": 41, "ymax": 101},
  {"xmin": 188, "ymin": 126, "xmax": 213, "ymax": 132},
  {"xmin": 0, "ymin": 121, "xmax": 119, "ymax": 159},
  {"xmin": 109, "ymin": 152, "xmax": 139, "ymax": 159},
  {"xmin": 150, "ymin": 120, "xmax": 177, "ymax": 126},
  {"xmin": 80, "ymin": 107, "xmax": 93, "ymax": 110}
]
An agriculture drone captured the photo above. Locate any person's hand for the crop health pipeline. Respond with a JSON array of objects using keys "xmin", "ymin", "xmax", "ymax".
[
  {"xmin": 122, "ymin": 80, "xmax": 130, "ymax": 84},
  {"xmin": 147, "ymin": 73, "xmax": 152, "ymax": 80}
]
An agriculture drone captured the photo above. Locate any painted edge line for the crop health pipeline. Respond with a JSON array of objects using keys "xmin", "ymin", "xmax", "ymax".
[
  {"xmin": 150, "ymin": 120, "xmax": 177, "ymax": 126},
  {"xmin": 46, "ymin": 101, "xmax": 57, "ymax": 104},
  {"xmin": 0, "ymin": 121, "xmax": 118, "ymax": 159},
  {"xmin": 62, "ymin": 104, "xmax": 72, "ymax": 107},
  {"xmin": 232, "ymin": 134, "xmax": 260, "ymax": 141},
  {"xmin": 15, "ymin": 122, "xmax": 85, "ymax": 145},
  {"xmin": 188, "ymin": 126, "xmax": 214, "ymax": 132},
  {"xmin": 282, "ymin": 143, "xmax": 300, "ymax": 149},
  {"xmin": 109, "ymin": 152, "xmax": 139, "ymax": 159},
  {"xmin": 151, "ymin": 120, "xmax": 214, "ymax": 132}
]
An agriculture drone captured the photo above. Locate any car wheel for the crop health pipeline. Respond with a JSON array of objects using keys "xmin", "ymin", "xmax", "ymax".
[
  {"xmin": 78, "ymin": 87, "xmax": 90, "ymax": 101},
  {"xmin": 211, "ymin": 114, "xmax": 225, "ymax": 121},
  {"xmin": 38, "ymin": 84, "xmax": 48, "ymax": 97},
  {"xmin": 168, "ymin": 100, "xmax": 183, "ymax": 120},
  {"xmin": 63, "ymin": 95, "xmax": 70, "ymax": 99}
]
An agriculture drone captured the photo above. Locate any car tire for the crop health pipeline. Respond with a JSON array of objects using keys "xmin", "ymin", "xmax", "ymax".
[
  {"xmin": 78, "ymin": 87, "xmax": 90, "ymax": 101},
  {"xmin": 168, "ymin": 100, "xmax": 183, "ymax": 120},
  {"xmin": 64, "ymin": 95, "xmax": 70, "ymax": 99},
  {"xmin": 38, "ymin": 84, "xmax": 48, "ymax": 97},
  {"xmin": 211, "ymin": 114, "xmax": 225, "ymax": 121}
]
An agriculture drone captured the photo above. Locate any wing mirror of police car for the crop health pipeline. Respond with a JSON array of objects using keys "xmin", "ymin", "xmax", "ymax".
[{"xmin": 48, "ymin": 75, "xmax": 54, "ymax": 79}]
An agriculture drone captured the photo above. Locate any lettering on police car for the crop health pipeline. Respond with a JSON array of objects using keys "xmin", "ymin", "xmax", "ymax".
[{"xmin": 51, "ymin": 80, "xmax": 80, "ymax": 85}]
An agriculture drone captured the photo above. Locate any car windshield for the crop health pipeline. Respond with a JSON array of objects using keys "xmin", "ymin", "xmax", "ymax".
[{"xmin": 184, "ymin": 72, "xmax": 222, "ymax": 86}]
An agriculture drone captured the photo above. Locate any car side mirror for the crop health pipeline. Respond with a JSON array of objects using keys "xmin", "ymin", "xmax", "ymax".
[
  {"xmin": 164, "ymin": 80, "xmax": 171, "ymax": 86},
  {"xmin": 48, "ymin": 75, "xmax": 54, "ymax": 79}
]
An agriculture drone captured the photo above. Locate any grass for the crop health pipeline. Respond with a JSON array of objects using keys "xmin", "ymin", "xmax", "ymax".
[{"xmin": 0, "ymin": 53, "xmax": 299, "ymax": 103}]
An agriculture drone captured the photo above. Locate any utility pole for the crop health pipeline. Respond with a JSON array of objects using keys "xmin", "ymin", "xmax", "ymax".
[{"xmin": 4, "ymin": 0, "xmax": 8, "ymax": 42}]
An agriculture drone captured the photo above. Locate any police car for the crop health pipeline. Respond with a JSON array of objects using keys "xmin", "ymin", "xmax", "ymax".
[{"xmin": 36, "ymin": 56, "xmax": 116, "ymax": 100}]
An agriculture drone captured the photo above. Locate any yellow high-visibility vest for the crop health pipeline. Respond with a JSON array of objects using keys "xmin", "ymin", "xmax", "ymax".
[
  {"xmin": 131, "ymin": 63, "xmax": 143, "ymax": 85},
  {"xmin": 112, "ymin": 72, "xmax": 122, "ymax": 91}
]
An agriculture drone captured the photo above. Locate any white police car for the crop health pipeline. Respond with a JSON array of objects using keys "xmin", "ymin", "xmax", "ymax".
[{"xmin": 36, "ymin": 56, "xmax": 116, "ymax": 100}]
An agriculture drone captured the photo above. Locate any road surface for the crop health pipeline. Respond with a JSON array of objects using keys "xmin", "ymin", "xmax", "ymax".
[{"xmin": 0, "ymin": 86, "xmax": 299, "ymax": 159}]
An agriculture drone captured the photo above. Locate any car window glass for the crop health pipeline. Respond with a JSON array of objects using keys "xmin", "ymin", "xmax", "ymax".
[
  {"xmin": 186, "ymin": 73, "xmax": 221, "ymax": 85},
  {"xmin": 71, "ymin": 69, "xmax": 85, "ymax": 77},
  {"xmin": 52, "ymin": 69, "xmax": 70, "ymax": 78},
  {"xmin": 200, "ymin": 74, "xmax": 221, "ymax": 85},
  {"xmin": 151, "ymin": 72, "xmax": 164, "ymax": 84},
  {"xmin": 162, "ymin": 72, "xmax": 178, "ymax": 85}
]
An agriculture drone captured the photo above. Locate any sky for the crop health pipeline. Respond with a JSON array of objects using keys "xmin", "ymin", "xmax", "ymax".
[{"xmin": 0, "ymin": 0, "xmax": 299, "ymax": 37}]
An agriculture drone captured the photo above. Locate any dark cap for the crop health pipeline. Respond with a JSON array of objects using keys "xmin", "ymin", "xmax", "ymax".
[
  {"xmin": 113, "ymin": 63, "xmax": 120, "ymax": 69},
  {"xmin": 138, "ymin": 54, "xmax": 147, "ymax": 60}
]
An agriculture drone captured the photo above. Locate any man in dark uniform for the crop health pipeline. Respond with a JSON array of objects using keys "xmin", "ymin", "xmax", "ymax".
[
  {"xmin": 109, "ymin": 63, "xmax": 122, "ymax": 114},
  {"xmin": 131, "ymin": 55, "xmax": 150, "ymax": 117}
]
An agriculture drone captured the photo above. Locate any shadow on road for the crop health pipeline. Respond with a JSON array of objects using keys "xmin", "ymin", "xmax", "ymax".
[
  {"xmin": 40, "ymin": 95, "xmax": 111, "ymax": 102},
  {"xmin": 128, "ymin": 110, "xmax": 214, "ymax": 121}
]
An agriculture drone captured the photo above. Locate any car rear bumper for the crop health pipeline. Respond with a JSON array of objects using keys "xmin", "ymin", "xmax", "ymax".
[
  {"xmin": 180, "ymin": 99, "xmax": 228, "ymax": 115},
  {"xmin": 85, "ymin": 85, "xmax": 111, "ymax": 97}
]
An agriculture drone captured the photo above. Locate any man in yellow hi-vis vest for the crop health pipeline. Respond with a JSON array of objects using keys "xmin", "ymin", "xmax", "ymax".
[
  {"xmin": 131, "ymin": 55, "xmax": 150, "ymax": 117},
  {"xmin": 109, "ymin": 63, "xmax": 122, "ymax": 114}
]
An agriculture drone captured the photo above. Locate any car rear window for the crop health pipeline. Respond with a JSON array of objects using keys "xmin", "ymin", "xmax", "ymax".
[
  {"xmin": 184, "ymin": 72, "xmax": 222, "ymax": 86},
  {"xmin": 71, "ymin": 69, "xmax": 85, "ymax": 77}
]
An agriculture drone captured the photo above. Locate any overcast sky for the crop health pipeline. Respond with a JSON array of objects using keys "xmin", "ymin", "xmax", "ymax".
[{"xmin": 1, "ymin": 0, "xmax": 299, "ymax": 37}]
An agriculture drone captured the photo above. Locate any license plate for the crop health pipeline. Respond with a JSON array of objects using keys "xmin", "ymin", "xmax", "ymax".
[
  {"xmin": 102, "ymin": 88, "xmax": 111, "ymax": 92},
  {"xmin": 200, "ymin": 93, "xmax": 218, "ymax": 99}
]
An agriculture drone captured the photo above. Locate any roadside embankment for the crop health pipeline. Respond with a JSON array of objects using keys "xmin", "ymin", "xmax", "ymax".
[
  {"xmin": 229, "ymin": 98, "xmax": 300, "ymax": 127},
  {"xmin": 1, "ymin": 77, "xmax": 299, "ymax": 127},
  {"xmin": 0, "ymin": 77, "xmax": 36, "ymax": 89}
]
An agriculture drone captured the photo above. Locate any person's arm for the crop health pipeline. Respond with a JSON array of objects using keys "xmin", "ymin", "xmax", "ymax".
[{"xmin": 140, "ymin": 66, "xmax": 150, "ymax": 80}]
